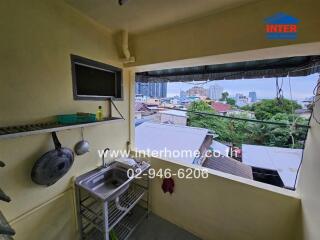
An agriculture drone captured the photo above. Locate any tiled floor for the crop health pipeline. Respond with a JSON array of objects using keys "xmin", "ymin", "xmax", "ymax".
[{"xmin": 129, "ymin": 213, "xmax": 201, "ymax": 240}]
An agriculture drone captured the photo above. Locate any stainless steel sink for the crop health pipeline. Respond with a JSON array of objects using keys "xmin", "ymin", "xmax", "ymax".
[
  {"xmin": 75, "ymin": 159, "xmax": 150, "ymax": 240},
  {"xmin": 75, "ymin": 161, "xmax": 149, "ymax": 201}
]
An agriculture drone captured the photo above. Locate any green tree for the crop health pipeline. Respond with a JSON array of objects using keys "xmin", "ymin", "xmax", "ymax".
[
  {"xmin": 220, "ymin": 91, "xmax": 229, "ymax": 101},
  {"xmin": 246, "ymin": 113, "xmax": 308, "ymax": 148},
  {"xmin": 187, "ymin": 100, "xmax": 308, "ymax": 149},
  {"xmin": 187, "ymin": 101, "xmax": 228, "ymax": 139},
  {"xmin": 226, "ymin": 98, "xmax": 236, "ymax": 106},
  {"xmin": 240, "ymin": 105, "xmax": 252, "ymax": 111},
  {"xmin": 187, "ymin": 101, "xmax": 250, "ymax": 146},
  {"xmin": 266, "ymin": 114, "xmax": 308, "ymax": 148},
  {"xmin": 250, "ymin": 99, "xmax": 302, "ymax": 120}
]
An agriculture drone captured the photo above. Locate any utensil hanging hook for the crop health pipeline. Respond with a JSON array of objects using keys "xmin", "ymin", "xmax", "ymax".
[{"xmin": 81, "ymin": 128, "xmax": 84, "ymax": 141}]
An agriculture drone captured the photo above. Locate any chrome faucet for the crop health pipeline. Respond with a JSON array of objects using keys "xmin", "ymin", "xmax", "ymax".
[{"xmin": 101, "ymin": 148, "xmax": 110, "ymax": 167}]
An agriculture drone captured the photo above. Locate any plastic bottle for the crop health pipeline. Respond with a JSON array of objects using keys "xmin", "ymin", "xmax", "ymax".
[{"xmin": 96, "ymin": 106, "xmax": 103, "ymax": 121}]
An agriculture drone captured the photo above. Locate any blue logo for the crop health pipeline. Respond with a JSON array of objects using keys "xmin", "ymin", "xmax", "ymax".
[{"xmin": 264, "ymin": 13, "xmax": 300, "ymax": 40}]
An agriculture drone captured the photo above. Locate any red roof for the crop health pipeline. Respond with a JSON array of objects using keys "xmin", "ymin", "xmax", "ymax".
[{"xmin": 211, "ymin": 102, "xmax": 231, "ymax": 113}]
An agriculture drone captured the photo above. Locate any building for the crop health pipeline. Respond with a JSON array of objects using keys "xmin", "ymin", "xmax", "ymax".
[
  {"xmin": 235, "ymin": 93, "xmax": 249, "ymax": 107},
  {"xmin": 145, "ymin": 98, "xmax": 161, "ymax": 106},
  {"xmin": 211, "ymin": 101, "xmax": 232, "ymax": 115},
  {"xmin": 135, "ymin": 94, "xmax": 147, "ymax": 102},
  {"xmin": 242, "ymin": 144, "xmax": 303, "ymax": 189},
  {"xmin": 170, "ymin": 98, "xmax": 180, "ymax": 105},
  {"xmin": 201, "ymin": 140, "xmax": 253, "ymax": 179},
  {"xmin": 295, "ymin": 109, "xmax": 312, "ymax": 119},
  {"xmin": 180, "ymin": 90, "xmax": 187, "ymax": 98},
  {"xmin": 136, "ymin": 82, "xmax": 167, "ymax": 98},
  {"xmin": 134, "ymin": 102, "xmax": 158, "ymax": 121},
  {"xmin": 211, "ymin": 140, "xmax": 231, "ymax": 157},
  {"xmin": 226, "ymin": 109, "xmax": 255, "ymax": 118},
  {"xmin": 179, "ymin": 96, "xmax": 201, "ymax": 106},
  {"xmin": 203, "ymin": 155, "xmax": 253, "ymax": 179},
  {"xmin": 186, "ymin": 86, "xmax": 208, "ymax": 97},
  {"xmin": 301, "ymin": 96, "xmax": 314, "ymax": 109},
  {"xmin": 135, "ymin": 102, "xmax": 152, "ymax": 113},
  {"xmin": 208, "ymin": 84, "xmax": 223, "ymax": 100},
  {"xmin": 249, "ymin": 91, "xmax": 257, "ymax": 102},
  {"xmin": 135, "ymin": 122, "xmax": 213, "ymax": 165},
  {"xmin": 156, "ymin": 109, "xmax": 187, "ymax": 125}
]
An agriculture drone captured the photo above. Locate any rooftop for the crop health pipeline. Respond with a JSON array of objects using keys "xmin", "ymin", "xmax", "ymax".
[
  {"xmin": 135, "ymin": 102, "xmax": 150, "ymax": 112},
  {"xmin": 135, "ymin": 122, "xmax": 208, "ymax": 164},
  {"xmin": 159, "ymin": 110, "xmax": 187, "ymax": 117},
  {"xmin": 211, "ymin": 141, "xmax": 230, "ymax": 156},
  {"xmin": 242, "ymin": 144, "xmax": 303, "ymax": 189},
  {"xmin": 203, "ymin": 155, "xmax": 253, "ymax": 180},
  {"xmin": 211, "ymin": 102, "xmax": 232, "ymax": 113}
]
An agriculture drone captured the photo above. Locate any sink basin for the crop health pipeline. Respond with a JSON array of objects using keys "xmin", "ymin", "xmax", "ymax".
[
  {"xmin": 85, "ymin": 168, "xmax": 129, "ymax": 200},
  {"xmin": 76, "ymin": 161, "xmax": 150, "ymax": 201},
  {"xmin": 76, "ymin": 163, "xmax": 131, "ymax": 201}
]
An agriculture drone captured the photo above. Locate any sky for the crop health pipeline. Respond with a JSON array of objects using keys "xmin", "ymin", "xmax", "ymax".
[{"xmin": 167, "ymin": 73, "xmax": 319, "ymax": 101}]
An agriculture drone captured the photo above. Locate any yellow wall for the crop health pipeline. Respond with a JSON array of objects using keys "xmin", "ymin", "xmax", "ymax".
[
  {"xmin": 129, "ymin": 0, "xmax": 320, "ymax": 67},
  {"xmin": 297, "ymin": 99, "xmax": 320, "ymax": 240},
  {"xmin": 147, "ymin": 156, "xmax": 301, "ymax": 240},
  {"xmin": 0, "ymin": 0, "xmax": 129, "ymax": 239}
]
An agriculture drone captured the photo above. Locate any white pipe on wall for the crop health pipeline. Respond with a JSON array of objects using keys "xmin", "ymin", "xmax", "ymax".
[{"xmin": 122, "ymin": 30, "xmax": 135, "ymax": 63}]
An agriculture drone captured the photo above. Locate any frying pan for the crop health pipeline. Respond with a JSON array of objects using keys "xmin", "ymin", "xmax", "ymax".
[{"xmin": 31, "ymin": 132, "xmax": 74, "ymax": 186}]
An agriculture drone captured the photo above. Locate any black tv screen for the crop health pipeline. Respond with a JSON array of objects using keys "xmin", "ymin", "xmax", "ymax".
[{"xmin": 71, "ymin": 55, "xmax": 122, "ymax": 100}]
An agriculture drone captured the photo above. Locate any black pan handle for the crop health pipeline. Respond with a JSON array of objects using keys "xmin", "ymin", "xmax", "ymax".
[
  {"xmin": 0, "ymin": 188, "xmax": 11, "ymax": 202},
  {"xmin": 52, "ymin": 132, "xmax": 62, "ymax": 150},
  {"xmin": 0, "ymin": 211, "xmax": 15, "ymax": 236},
  {"xmin": 0, "ymin": 161, "xmax": 5, "ymax": 167},
  {"xmin": 0, "ymin": 224, "xmax": 15, "ymax": 236}
]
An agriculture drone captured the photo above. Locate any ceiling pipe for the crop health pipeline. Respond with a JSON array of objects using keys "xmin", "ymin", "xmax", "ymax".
[{"xmin": 121, "ymin": 30, "xmax": 135, "ymax": 63}]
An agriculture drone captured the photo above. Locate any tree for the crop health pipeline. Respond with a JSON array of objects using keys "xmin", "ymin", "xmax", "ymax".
[
  {"xmin": 240, "ymin": 105, "xmax": 252, "ymax": 111},
  {"xmin": 246, "ymin": 113, "xmax": 308, "ymax": 148},
  {"xmin": 249, "ymin": 99, "xmax": 302, "ymax": 120},
  {"xmin": 220, "ymin": 91, "xmax": 229, "ymax": 101},
  {"xmin": 187, "ymin": 100, "xmax": 308, "ymax": 149},
  {"xmin": 187, "ymin": 101, "xmax": 250, "ymax": 146},
  {"xmin": 187, "ymin": 101, "xmax": 230, "ymax": 142},
  {"xmin": 226, "ymin": 98, "xmax": 236, "ymax": 106}
]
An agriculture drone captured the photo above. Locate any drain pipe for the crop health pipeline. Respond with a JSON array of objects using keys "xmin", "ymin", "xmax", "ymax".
[
  {"xmin": 122, "ymin": 30, "xmax": 135, "ymax": 63},
  {"xmin": 115, "ymin": 196, "xmax": 129, "ymax": 211}
]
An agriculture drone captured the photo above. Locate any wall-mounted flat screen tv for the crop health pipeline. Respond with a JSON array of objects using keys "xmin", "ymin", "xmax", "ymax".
[{"xmin": 71, "ymin": 55, "xmax": 123, "ymax": 100}]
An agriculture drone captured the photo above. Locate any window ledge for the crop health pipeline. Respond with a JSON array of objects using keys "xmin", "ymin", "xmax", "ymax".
[{"xmin": 131, "ymin": 151, "xmax": 300, "ymax": 199}]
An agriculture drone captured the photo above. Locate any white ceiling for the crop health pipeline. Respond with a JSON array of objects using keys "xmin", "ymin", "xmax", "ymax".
[{"xmin": 65, "ymin": 0, "xmax": 257, "ymax": 33}]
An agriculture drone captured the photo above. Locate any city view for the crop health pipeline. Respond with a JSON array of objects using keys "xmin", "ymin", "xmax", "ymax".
[{"xmin": 135, "ymin": 74, "xmax": 318, "ymax": 189}]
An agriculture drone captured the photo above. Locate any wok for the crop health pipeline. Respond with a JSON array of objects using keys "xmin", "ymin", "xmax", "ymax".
[{"xmin": 31, "ymin": 132, "xmax": 74, "ymax": 186}]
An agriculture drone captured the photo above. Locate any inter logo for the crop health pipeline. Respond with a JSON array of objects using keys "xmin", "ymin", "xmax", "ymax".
[{"xmin": 265, "ymin": 13, "xmax": 300, "ymax": 40}]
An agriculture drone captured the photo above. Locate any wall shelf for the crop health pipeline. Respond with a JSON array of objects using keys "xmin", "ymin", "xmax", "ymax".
[{"xmin": 0, "ymin": 117, "xmax": 124, "ymax": 140}]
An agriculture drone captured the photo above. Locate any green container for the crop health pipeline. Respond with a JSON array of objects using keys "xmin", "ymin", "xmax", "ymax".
[{"xmin": 57, "ymin": 114, "xmax": 96, "ymax": 124}]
